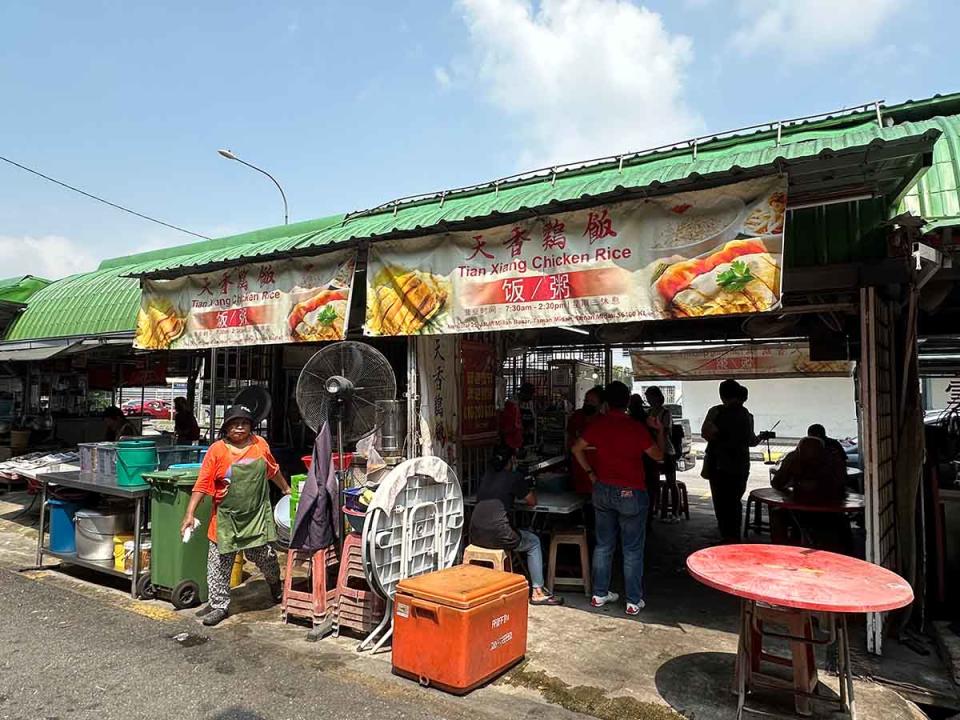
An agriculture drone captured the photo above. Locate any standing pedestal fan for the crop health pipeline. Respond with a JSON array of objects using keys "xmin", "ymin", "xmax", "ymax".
[{"xmin": 295, "ymin": 342, "xmax": 398, "ymax": 546}]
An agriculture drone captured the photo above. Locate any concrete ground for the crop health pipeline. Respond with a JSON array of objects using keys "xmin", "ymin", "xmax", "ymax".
[{"xmin": 0, "ymin": 465, "xmax": 942, "ymax": 720}]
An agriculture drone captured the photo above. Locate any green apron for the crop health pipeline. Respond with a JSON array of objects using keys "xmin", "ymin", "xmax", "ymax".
[{"xmin": 216, "ymin": 457, "xmax": 277, "ymax": 554}]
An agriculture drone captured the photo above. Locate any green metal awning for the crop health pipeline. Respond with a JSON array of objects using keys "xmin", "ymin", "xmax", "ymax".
[
  {"xmin": 3, "ymin": 267, "xmax": 142, "ymax": 343},
  {"xmin": 131, "ymin": 122, "xmax": 941, "ymax": 280}
]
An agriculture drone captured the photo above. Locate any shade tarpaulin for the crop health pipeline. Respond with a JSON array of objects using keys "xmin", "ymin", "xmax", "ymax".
[{"xmin": 364, "ymin": 176, "xmax": 787, "ymax": 336}]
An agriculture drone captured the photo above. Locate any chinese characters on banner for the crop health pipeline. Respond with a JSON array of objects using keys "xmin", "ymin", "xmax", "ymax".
[
  {"xmin": 135, "ymin": 250, "xmax": 356, "ymax": 350},
  {"xmin": 630, "ymin": 342, "xmax": 854, "ymax": 381},
  {"xmin": 417, "ymin": 336, "xmax": 459, "ymax": 467},
  {"xmin": 460, "ymin": 340, "xmax": 498, "ymax": 445},
  {"xmin": 365, "ymin": 176, "xmax": 787, "ymax": 336}
]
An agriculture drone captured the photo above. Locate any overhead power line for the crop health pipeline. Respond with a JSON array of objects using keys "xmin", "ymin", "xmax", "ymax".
[{"xmin": 0, "ymin": 154, "xmax": 211, "ymax": 240}]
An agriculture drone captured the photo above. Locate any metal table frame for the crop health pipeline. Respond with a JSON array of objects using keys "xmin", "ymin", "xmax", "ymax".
[
  {"xmin": 735, "ymin": 599, "xmax": 856, "ymax": 719},
  {"xmin": 33, "ymin": 471, "xmax": 149, "ymax": 599}
]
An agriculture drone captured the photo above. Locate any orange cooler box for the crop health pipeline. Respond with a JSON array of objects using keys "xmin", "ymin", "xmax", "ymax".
[{"xmin": 392, "ymin": 564, "xmax": 529, "ymax": 694}]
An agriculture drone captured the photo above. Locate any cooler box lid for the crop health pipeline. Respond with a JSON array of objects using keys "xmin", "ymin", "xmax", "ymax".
[{"xmin": 396, "ymin": 565, "xmax": 528, "ymax": 610}]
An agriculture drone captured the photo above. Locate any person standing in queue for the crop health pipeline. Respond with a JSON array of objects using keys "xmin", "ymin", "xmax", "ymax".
[
  {"xmin": 645, "ymin": 387, "xmax": 679, "ymax": 522},
  {"xmin": 499, "ymin": 382, "xmax": 537, "ymax": 454},
  {"xmin": 571, "ymin": 381, "xmax": 664, "ymax": 616},
  {"xmin": 701, "ymin": 380, "xmax": 770, "ymax": 542},
  {"xmin": 180, "ymin": 405, "xmax": 291, "ymax": 627},
  {"xmin": 566, "ymin": 386, "xmax": 605, "ymax": 495}
]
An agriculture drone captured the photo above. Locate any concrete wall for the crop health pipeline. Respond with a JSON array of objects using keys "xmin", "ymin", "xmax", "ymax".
[{"xmin": 677, "ymin": 376, "xmax": 858, "ymax": 440}]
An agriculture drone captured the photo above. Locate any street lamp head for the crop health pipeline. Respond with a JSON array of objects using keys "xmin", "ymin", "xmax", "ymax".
[{"xmin": 217, "ymin": 149, "xmax": 238, "ymax": 161}]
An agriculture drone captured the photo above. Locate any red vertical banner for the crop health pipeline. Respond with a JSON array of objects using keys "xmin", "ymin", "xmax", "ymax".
[{"xmin": 461, "ymin": 340, "xmax": 498, "ymax": 446}]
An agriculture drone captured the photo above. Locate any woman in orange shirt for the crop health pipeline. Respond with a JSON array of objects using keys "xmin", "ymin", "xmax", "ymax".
[{"xmin": 180, "ymin": 405, "xmax": 291, "ymax": 627}]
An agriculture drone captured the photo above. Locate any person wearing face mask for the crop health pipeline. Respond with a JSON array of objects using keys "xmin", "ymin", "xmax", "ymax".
[
  {"xmin": 567, "ymin": 386, "xmax": 605, "ymax": 494},
  {"xmin": 180, "ymin": 405, "xmax": 292, "ymax": 627}
]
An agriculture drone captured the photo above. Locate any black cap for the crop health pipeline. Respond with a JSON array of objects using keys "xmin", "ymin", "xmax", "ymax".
[{"xmin": 221, "ymin": 404, "xmax": 255, "ymax": 431}]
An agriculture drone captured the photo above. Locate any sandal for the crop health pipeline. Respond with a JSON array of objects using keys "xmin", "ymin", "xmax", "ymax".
[{"xmin": 530, "ymin": 592, "xmax": 565, "ymax": 606}]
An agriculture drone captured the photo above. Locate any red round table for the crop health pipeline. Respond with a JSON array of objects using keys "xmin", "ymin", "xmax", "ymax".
[{"xmin": 687, "ymin": 545, "xmax": 913, "ymax": 719}]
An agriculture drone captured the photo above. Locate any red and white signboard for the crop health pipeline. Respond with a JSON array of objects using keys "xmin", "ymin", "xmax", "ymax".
[{"xmin": 631, "ymin": 342, "xmax": 854, "ymax": 380}]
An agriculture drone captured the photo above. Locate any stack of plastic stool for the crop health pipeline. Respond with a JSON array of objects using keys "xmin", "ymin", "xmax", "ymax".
[
  {"xmin": 334, "ymin": 532, "xmax": 385, "ymax": 637},
  {"xmin": 281, "ymin": 545, "xmax": 339, "ymax": 632}
]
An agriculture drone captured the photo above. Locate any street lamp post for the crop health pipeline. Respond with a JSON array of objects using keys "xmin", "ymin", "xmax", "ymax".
[{"xmin": 217, "ymin": 149, "xmax": 288, "ymax": 225}]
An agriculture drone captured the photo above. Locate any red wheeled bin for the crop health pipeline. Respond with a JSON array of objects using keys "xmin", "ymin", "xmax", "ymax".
[{"xmin": 392, "ymin": 564, "xmax": 529, "ymax": 694}]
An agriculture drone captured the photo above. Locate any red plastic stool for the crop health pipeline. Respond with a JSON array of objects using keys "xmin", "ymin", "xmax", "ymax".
[{"xmin": 281, "ymin": 545, "xmax": 339, "ymax": 630}]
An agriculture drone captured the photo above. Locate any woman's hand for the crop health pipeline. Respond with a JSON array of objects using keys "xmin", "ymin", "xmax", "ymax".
[{"xmin": 180, "ymin": 513, "xmax": 196, "ymax": 538}]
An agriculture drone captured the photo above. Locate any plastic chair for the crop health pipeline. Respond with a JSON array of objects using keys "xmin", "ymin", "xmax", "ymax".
[{"xmin": 546, "ymin": 528, "xmax": 591, "ymax": 596}]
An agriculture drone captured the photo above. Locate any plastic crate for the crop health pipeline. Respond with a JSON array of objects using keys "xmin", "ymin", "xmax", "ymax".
[
  {"xmin": 80, "ymin": 443, "xmax": 203, "ymax": 477},
  {"xmin": 157, "ymin": 446, "xmax": 204, "ymax": 470}
]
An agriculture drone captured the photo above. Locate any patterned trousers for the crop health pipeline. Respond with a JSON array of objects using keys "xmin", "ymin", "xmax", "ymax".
[{"xmin": 207, "ymin": 541, "xmax": 281, "ymax": 610}]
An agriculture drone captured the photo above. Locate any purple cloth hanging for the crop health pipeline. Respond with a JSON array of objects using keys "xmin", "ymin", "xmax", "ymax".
[{"xmin": 290, "ymin": 422, "xmax": 340, "ymax": 552}]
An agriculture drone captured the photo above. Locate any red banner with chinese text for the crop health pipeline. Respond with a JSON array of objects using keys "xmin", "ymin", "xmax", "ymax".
[
  {"xmin": 135, "ymin": 250, "xmax": 356, "ymax": 350},
  {"xmin": 365, "ymin": 176, "xmax": 786, "ymax": 335},
  {"xmin": 460, "ymin": 340, "xmax": 498, "ymax": 445}
]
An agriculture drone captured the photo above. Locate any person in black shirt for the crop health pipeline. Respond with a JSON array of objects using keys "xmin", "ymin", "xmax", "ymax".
[
  {"xmin": 701, "ymin": 380, "xmax": 771, "ymax": 542},
  {"xmin": 469, "ymin": 445, "xmax": 562, "ymax": 605}
]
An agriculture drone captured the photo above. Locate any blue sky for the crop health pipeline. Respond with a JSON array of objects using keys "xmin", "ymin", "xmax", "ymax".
[{"xmin": 0, "ymin": 0, "xmax": 956, "ymax": 278}]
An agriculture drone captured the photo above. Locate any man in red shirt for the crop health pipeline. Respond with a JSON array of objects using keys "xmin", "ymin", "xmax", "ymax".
[
  {"xmin": 572, "ymin": 381, "xmax": 664, "ymax": 615},
  {"xmin": 566, "ymin": 385, "xmax": 605, "ymax": 494}
]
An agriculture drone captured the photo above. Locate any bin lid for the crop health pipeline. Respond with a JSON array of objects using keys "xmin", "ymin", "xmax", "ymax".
[
  {"xmin": 142, "ymin": 469, "xmax": 199, "ymax": 486},
  {"xmin": 396, "ymin": 565, "xmax": 528, "ymax": 610}
]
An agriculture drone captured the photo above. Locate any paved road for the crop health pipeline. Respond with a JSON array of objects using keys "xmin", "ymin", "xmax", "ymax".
[{"xmin": 0, "ymin": 568, "xmax": 533, "ymax": 720}]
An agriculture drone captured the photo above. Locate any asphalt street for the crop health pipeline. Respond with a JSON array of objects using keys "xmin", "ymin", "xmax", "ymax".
[{"xmin": 0, "ymin": 567, "xmax": 538, "ymax": 720}]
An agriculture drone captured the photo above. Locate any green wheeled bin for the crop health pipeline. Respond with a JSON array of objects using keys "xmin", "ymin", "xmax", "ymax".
[{"xmin": 140, "ymin": 469, "xmax": 212, "ymax": 609}]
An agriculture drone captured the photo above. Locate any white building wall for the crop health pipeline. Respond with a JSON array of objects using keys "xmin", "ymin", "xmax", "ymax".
[{"xmin": 678, "ymin": 376, "xmax": 858, "ymax": 440}]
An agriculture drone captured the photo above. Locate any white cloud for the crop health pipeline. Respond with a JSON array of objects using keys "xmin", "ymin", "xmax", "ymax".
[
  {"xmin": 733, "ymin": 0, "xmax": 903, "ymax": 61},
  {"xmin": 0, "ymin": 235, "xmax": 97, "ymax": 280},
  {"xmin": 434, "ymin": 65, "xmax": 453, "ymax": 90},
  {"xmin": 456, "ymin": 0, "xmax": 701, "ymax": 166}
]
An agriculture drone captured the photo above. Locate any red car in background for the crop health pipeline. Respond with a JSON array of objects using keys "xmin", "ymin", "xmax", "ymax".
[{"xmin": 121, "ymin": 400, "xmax": 172, "ymax": 419}]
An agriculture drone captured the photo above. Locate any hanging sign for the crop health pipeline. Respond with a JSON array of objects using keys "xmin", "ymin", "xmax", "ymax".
[
  {"xmin": 460, "ymin": 339, "xmax": 498, "ymax": 445},
  {"xmin": 365, "ymin": 176, "xmax": 786, "ymax": 336},
  {"xmin": 417, "ymin": 336, "xmax": 459, "ymax": 466},
  {"xmin": 135, "ymin": 250, "xmax": 356, "ymax": 350},
  {"xmin": 631, "ymin": 342, "xmax": 854, "ymax": 380}
]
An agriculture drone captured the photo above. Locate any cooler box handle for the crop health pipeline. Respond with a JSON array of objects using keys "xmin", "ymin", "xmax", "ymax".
[{"xmin": 410, "ymin": 598, "xmax": 441, "ymax": 622}]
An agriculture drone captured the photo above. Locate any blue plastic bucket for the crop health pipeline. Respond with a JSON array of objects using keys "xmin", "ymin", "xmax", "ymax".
[
  {"xmin": 115, "ymin": 440, "xmax": 158, "ymax": 487},
  {"xmin": 48, "ymin": 499, "xmax": 80, "ymax": 553}
]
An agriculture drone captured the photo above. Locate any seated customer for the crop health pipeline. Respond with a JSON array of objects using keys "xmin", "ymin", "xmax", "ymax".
[
  {"xmin": 469, "ymin": 445, "xmax": 563, "ymax": 606},
  {"xmin": 771, "ymin": 435, "xmax": 850, "ymax": 551}
]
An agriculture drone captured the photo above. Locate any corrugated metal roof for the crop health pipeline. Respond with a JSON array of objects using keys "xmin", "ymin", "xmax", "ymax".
[
  {"xmin": 0, "ymin": 275, "xmax": 50, "ymax": 303},
  {"xmin": 4, "ymin": 267, "xmax": 142, "ymax": 341},
  {"xmin": 899, "ymin": 116, "xmax": 960, "ymax": 228},
  {"xmin": 100, "ymin": 213, "xmax": 346, "ymax": 271},
  {"xmin": 133, "ymin": 122, "xmax": 941, "ymax": 279}
]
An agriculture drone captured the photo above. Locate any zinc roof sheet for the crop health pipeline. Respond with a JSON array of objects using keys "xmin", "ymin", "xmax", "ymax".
[
  {"xmin": 4, "ymin": 266, "xmax": 142, "ymax": 342},
  {"xmin": 899, "ymin": 116, "xmax": 960, "ymax": 228},
  {"xmin": 131, "ymin": 120, "xmax": 941, "ymax": 279}
]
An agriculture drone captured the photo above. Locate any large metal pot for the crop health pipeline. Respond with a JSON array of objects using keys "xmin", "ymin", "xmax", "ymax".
[{"xmin": 75, "ymin": 509, "xmax": 132, "ymax": 561}]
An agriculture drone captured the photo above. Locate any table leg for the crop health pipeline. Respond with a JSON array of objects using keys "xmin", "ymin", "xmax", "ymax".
[
  {"xmin": 736, "ymin": 600, "xmax": 750, "ymax": 720},
  {"xmin": 743, "ymin": 497, "xmax": 752, "ymax": 538},
  {"xmin": 131, "ymin": 496, "xmax": 142, "ymax": 599},
  {"xmin": 35, "ymin": 481, "xmax": 48, "ymax": 567},
  {"xmin": 838, "ymin": 614, "xmax": 855, "ymax": 719}
]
